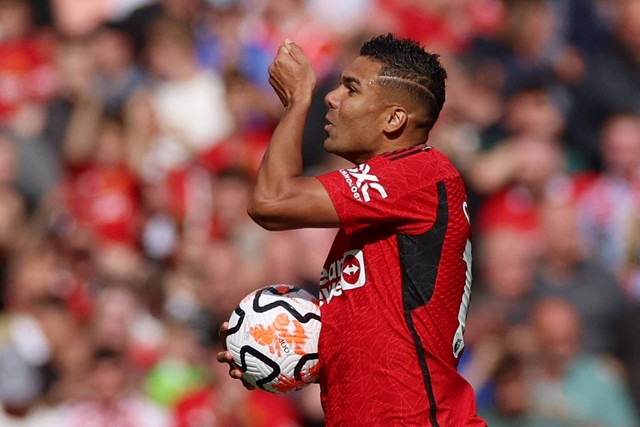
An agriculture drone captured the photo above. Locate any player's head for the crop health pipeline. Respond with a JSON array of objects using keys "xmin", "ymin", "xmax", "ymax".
[
  {"xmin": 360, "ymin": 34, "xmax": 447, "ymax": 131},
  {"xmin": 323, "ymin": 34, "xmax": 447, "ymax": 163}
]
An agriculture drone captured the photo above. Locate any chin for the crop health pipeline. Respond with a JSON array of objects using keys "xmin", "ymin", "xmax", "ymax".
[{"xmin": 322, "ymin": 138, "xmax": 335, "ymax": 153}]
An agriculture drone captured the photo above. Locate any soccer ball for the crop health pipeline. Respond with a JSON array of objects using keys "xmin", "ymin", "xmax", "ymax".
[{"xmin": 225, "ymin": 284, "xmax": 321, "ymax": 394}]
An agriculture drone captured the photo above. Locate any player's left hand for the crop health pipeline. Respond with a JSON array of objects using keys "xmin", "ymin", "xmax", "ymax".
[
  {"xmin": 268, "ymin": 39, "xmax": 316, "ymax": 108},
  {"xmin": 216, "ymin": 322, "xmax": 256, "ymax": 390}
]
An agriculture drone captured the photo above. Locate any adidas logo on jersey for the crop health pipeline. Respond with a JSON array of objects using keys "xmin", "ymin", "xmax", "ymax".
[{"xmin": 339, "ymin": 164, "xmax": 388, "ymax": 202}]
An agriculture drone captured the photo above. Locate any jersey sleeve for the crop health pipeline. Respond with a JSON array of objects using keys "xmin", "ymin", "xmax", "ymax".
[{"xmin": 316, "ymin": 151, "xmax": 439, "ymax": 235}]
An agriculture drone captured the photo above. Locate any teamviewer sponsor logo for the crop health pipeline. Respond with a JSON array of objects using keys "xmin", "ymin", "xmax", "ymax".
[
  {"xmin": 339, "ymin": 164, "xmax": 388, "ymax": 202},
  {"xmin": 319, "ymin": 249, "xmax": 366, "ymax": 305}
]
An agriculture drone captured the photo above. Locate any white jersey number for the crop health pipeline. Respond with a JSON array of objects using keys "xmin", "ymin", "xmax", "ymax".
[{"xmin": 452, "ymin": 202, "xmax": 472, "ymax": 358}]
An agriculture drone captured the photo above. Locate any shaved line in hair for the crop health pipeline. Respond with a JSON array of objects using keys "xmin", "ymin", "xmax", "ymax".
[
  {"xmin": 374, "ymin": 75, "xmax": 439, "ymax": 129},
  {"xmin": 374, "ymin": 75, "xmax": 437, "ymax": 105}
]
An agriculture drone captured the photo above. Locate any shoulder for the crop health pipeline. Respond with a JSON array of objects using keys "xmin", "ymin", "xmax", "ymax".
[
  {"xmin": 571, "ymin": 354, "xmax": 627, "ymax": 385},
  {"xmin": 373, "ymin": 146, "xmax": 460, "ymax": 179},
  {"xmin": 318, "ymin": 146, "xmax": 462, "ymax": 208}
]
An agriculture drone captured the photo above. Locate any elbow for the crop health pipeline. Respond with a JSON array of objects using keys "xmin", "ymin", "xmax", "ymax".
[{"xmin": 247, "ymin": 199, "xmax": 287, "ymax": 231}]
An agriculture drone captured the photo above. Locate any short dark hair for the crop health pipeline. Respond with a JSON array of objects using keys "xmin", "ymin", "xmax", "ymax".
[
  {"xmin": 360, "ymin": 34, "xmax": 447, "ymax": 129},
  {"xmin": 92, "ymin": 347, "xmax": 125, "ymax": 367}
]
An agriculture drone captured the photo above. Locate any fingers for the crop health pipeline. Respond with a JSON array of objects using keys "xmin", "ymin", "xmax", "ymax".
[
  {"xmin": 215, "ymin": 326, "xmax": 255, "ymax": 392},
  {"xmin": 275, "ymin": 38, "xmax": 301, "ymax": 63},
  {"xmin": 282, "ymin": 38, "xmax": 302, "ymax": 63},
  {"xmin": 271, "ymin": 38, "xmax": 309, "ymax": 74},
  {"xmin": 283, "ymin": 38, "xmax": 293, "ymax": 54},
  {"xmin": 219, "ymin": 321, "xmax": 229, "ymax": 335},
  {"xmin": 230, "ymin": 368, "xmax": 244, "ymax": 380},
  {"xmin": 218, "ymin": 322, "xmax": 229, "ymax": 336},
  {"xmin": 216, "ymin": 350, "xmax": 233, "ymax": 364},
  {"xmin": 217, "ymin": 350, "xmax": 245, "ymax": 380},
  {"xmin": 219, "ymin": 322, "xmax": 229, "ymax": 349},
  {"xmin": 268, "ymin": 39, "xmax": 315, "ymax": 106},
  {"xmin": 241, "ymin": 379, "xmax": 256, "ymax": 391}
]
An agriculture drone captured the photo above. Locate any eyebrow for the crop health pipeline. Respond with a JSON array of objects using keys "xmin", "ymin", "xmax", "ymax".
[{"xmin": 341, "ymin": 75, "xmax": 362, "ymax": 87}]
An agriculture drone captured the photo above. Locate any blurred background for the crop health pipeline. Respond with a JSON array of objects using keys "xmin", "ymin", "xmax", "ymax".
[{"xmin": 0, "ymin": 0, "xmax": 639, "ymax": 426}]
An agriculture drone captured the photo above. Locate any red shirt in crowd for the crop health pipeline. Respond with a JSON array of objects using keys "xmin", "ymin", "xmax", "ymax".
[
  {"xmin": 0, "ymin": 34, "xmax": 56, "ymax": 124},
  {"xmin": 173, "ymin": 386, "xmax": 301, "ymax": 427},
  {"xmin": 64, "ymin": 163, "xmax": 140, "ymax": 245}
]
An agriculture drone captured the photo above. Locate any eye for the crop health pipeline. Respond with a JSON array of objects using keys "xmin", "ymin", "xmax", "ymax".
[{"xmin": 347, "ymin": 86, "xmax": 356, "ymax": 94}]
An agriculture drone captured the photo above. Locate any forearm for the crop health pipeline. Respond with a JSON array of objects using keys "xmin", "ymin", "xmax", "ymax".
[
  {"xmin": 248, "ymin": 40, "xmax": 337, "ymax": 230},
  {"xmin": 252, "ymin": 99, "xmax": 311, "ymax": 204}
]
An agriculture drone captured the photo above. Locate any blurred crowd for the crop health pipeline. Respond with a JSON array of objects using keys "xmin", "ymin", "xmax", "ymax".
[{"xmin": 0, "ymin": 0, "xmax": 639, "ymax": 426}]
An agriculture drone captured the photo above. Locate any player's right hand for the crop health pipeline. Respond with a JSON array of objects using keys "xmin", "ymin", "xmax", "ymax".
[
  {"xmin": 217, "ymin": 322, "xmax": 256, "ymax": 390},
  {"xmin": 268, "ymin": 39, "xmax": 316, "ymax": 108}
]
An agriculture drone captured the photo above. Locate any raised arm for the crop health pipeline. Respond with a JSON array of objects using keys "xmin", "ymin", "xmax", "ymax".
[{"xmin": 248, "ymin": 40, "xmax": 340, "ymax": 231}]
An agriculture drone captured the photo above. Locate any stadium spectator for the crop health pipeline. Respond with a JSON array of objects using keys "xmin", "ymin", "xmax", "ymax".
[
  {"xmin": 59, "ymin": 347, "xmax": 170, "ymax": 427},
  {"xmin": 123, "ymin": 0, "xmax": 200, "ymax": 55},
  {"xmin": 528, "ymin": 298, "xmax": 639, "ymax": 427},
  {"xmin": 479, "ymin": 353, "xmax": 581, "ymax": 427},
  {"xmin": 0, "ymin": 261, "xmax": 55, "ymax": 425},
  {"xmin": 172, "ymin": 339, "xmax": 304, "ymax": 427},
  {"xmin": 532, "ymin": 201, "xmax": 628, "ymax": 354},
  {"xmin": 465, "ymin": 0, "xmax": 584, "ymax": 97},
  {"xmin": 88, "ymin": 21, "xmax": 146, "ymax": 116},
  {"xmin": 138, "ymin": 16, "xmax": 234, "ymax": 178},
  {"xmin": 0, "ymin": 0, "xmax": 56, "ymax": 126},
  {"xmin": 459, "ymin": 226, "xmax": 536, "ymax": 403},
  {"xmin": 576, "ymin": 112, "xmax": 640, "ymax": 298},
  {"xmin": 566, "ymin": 0, "xmax": 640, "ymax": 169}
]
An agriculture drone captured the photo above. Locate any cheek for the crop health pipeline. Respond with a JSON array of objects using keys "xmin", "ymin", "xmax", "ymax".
[
  {"xmin": 335, "ymin": 115, "xmax": 370, "ymax": 148},
  {"xmin": 340, "ymin": 102, "xmax": 378, "ymax": 133}
]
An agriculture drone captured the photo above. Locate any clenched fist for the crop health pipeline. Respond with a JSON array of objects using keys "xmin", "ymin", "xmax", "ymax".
[{"xmin": 268, "ymin": 39, "xmax": 317, "ymax": 108}]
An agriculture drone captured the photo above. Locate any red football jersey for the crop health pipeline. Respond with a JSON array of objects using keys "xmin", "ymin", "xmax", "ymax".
[{"xmin": 316, "ymin": 146, "xmax": 485, "ymax": 426}]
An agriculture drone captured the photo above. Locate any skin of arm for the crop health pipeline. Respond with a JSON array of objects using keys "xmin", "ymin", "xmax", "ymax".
[
  {"xmin": 63, "ymin": 93, "xmax": 104, "ymax": 165},
  {"xmin": 247, "ymin": 39, "xmax": 340, "ymax": 231},
  {"xmin": 218, "ymin": 39, "xmax": 341, "ymax": 385}
]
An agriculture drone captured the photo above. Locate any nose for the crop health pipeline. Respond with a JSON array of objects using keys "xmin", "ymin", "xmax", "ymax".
[{"xmin": 325, "ymin": 88, "xmax": 338, "ymax": 110}]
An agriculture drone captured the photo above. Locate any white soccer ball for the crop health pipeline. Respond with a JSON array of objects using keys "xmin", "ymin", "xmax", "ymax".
[{"xmin": 225, "ymin": 284, "xmax": 321, "ymax": 394}]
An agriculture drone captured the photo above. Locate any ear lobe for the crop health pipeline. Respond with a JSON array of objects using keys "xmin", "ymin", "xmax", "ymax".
[{"xmin": 385, "ymin": 107, "xmax": 408, "ymax": 133}]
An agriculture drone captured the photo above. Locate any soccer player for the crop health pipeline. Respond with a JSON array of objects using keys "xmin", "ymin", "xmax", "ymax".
[{"xmin": 218, "ymin": 34, "xmax": 486, "ymax": 426}]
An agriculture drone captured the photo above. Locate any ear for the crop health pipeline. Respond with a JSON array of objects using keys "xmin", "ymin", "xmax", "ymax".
[{"xmin": 383, "ymin": 106, "xmax": 408, "ymax": 134}]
